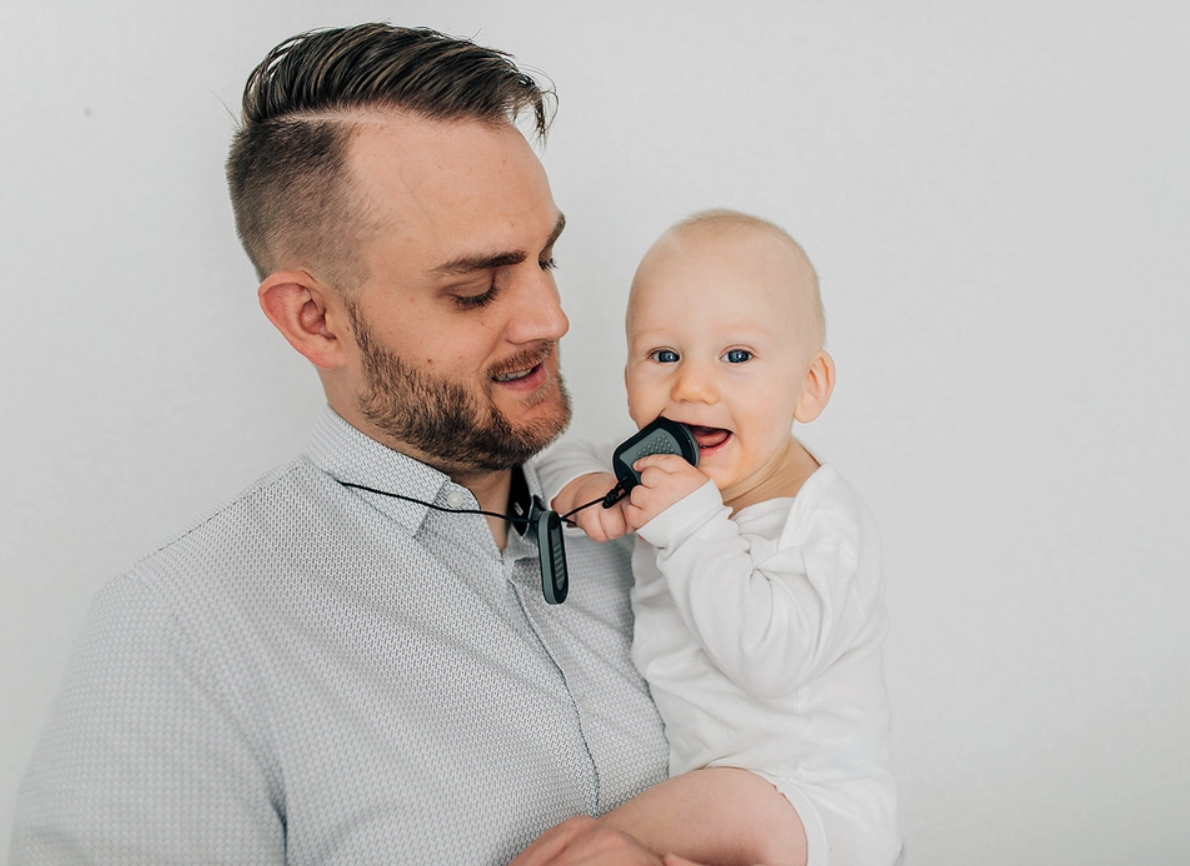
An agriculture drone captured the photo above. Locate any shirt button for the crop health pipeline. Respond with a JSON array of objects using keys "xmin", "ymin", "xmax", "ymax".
[{"xmin": 445, "ymin": 490, "xmax": 467, "ymax": 508}]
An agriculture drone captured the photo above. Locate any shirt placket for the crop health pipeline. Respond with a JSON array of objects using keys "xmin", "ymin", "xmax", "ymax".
[{"xmin": 503, "ymin": 532, "xmax": 604, "ymax": 814}]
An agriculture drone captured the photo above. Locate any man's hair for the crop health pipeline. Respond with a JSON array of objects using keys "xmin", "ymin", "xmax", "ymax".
[{"xmin": 226, "ymin": 23, "xmax": 555, "ymax": 287}]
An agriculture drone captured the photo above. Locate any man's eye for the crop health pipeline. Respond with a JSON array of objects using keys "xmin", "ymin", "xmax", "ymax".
[
  {"xmin": 723, "ymin": 349, "xmax": 752, "ymax": 363},
  {"xmin": 650, "ymin": 349, "xmax": 680, "ymax": 363},
  {"xmin": 540, "ymin": 257, "xmax": 557, "ymax": 271},
  {"xmin": 453, "ymin": 286, "xmax": 498, "ymax": 309}
]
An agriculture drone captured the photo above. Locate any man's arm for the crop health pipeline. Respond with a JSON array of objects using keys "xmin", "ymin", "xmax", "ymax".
[
  {"xmin": 10, "ymin": 576, "xmax": 282, "ymax": 864},
  {"xmin": 599, "ymin": 768, "xmax": 807, "ymax": 866},
  {"xmin": 510, "ymin": 815, "xmax": 705, "ymax": 866}
]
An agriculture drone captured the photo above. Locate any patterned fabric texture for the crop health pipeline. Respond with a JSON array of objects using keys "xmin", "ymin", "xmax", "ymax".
[{"xmin": 11, "ymin": 408, "xmax": 668, "ymax": 865}]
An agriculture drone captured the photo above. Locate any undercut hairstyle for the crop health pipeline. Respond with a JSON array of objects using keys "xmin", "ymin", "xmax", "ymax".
[
  {"xmin": 226, "ymin": 23, "xmax": 555, "ymax": 288},
  {"xmin": 671, "ymin": 208, "xmax": 826, "ymax": 344}
]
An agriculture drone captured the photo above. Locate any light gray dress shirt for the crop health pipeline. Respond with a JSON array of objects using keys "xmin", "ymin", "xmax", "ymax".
[{"xmin": 11, "ymin": 408, "xmax": 668, "ymax": 865}]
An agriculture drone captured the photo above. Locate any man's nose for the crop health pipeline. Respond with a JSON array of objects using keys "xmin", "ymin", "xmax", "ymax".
[{"xmin": 506, "ymin": 266, "xmax": 569, "ymax": 344}]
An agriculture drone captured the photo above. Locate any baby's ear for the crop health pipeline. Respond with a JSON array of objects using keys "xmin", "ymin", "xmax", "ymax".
[{"xmin": 793, "ymin": 350, "xmax": 836, "ymax": 423}]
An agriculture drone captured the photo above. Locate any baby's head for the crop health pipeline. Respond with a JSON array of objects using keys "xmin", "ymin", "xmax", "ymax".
[{"xmin": 625, "ymin": 209, "xmax": 835, "ymax": 502}]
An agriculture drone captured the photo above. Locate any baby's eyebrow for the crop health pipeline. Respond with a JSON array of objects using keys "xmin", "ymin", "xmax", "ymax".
[{"xmin": 627, "ymin": 331, "xmax": 670, "ymax": 348}]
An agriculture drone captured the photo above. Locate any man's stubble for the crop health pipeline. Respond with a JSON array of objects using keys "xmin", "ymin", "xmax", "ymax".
[{"xmin": 348, "ymin": 304, "xmax": 571, "ymax": 472}]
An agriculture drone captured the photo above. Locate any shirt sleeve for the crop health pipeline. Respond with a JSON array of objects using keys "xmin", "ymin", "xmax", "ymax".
[
  {"xmin": 9, "ymin": 575, "xmax": 284, "ymax": 865},
  {"xmin": 636, "ymin": 480, "xmax": 877, "ymax": 701}
]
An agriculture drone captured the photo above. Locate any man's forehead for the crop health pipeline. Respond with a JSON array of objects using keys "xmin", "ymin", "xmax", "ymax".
[
  {"xmin": 342, "ymin": 111, "xmax": 559, "ymax": 264},
  {"xmin": 346, "ymin": 110, "xmax": 540, "ymax": 184}
]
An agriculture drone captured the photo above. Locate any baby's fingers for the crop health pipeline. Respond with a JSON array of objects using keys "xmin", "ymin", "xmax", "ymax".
[
  {"xmin": 569, "ymin": 509, "xmax": 608, "ymax": 543},
  {"xmin": 569, "ymin": 497, "xmax": 629, "ymax": 543},
  {"xmin": 597, "ymin": 500, "xmax": 629, "ymax": 541},
  {"xmin": 632, "ymin": 453, "xmax": 694, "ymax": 476}
]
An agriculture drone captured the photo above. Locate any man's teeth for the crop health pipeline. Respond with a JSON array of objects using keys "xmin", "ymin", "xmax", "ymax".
[{"xmin": 493, "ymin": 367, "xmax": 534, "ymax": 382}]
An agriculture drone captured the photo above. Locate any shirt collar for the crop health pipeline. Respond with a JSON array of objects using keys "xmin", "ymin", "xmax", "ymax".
[
  {"xmin": 304, "ymin": 406, "xmax": 539, "ymax": 539},
  {"xmin": 306, "ymin": 407, "xmax": 454, "ymax": 535}
]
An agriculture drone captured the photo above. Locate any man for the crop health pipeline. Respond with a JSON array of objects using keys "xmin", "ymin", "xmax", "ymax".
[{"xmin": 10, "ymin": 24, "xmax": 676, "ymax": 864}]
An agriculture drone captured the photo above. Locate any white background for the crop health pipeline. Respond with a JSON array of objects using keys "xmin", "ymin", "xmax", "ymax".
[{"xmin": 2, "ymin": 1, "xmax": 1188, "ymax": 863}]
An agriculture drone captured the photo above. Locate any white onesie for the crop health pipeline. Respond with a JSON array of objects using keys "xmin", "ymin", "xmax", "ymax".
[{"xmin": 537, "ymin": 444, "xmax": 901, "ymax": 866}]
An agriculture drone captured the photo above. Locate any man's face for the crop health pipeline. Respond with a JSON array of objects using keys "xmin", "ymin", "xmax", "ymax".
[{"xmin": 335, "ymin": 115, "xmax": 571, "ymax": 474}]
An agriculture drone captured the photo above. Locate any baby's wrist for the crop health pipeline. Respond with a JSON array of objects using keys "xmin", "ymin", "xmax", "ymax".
[{"xmin": 636, "ymin": 479, "xmax": 722, "ymax": 547}]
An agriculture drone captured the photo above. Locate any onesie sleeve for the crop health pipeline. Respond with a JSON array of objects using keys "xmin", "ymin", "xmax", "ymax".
[
  {"xmin": 9, "ymin": 575, "xmax": 284, "ymax": 864},
  {"xmin": 637, "ymin": 479, "xmax": 879, "ymax": 700},
  {"xmin": 532, "ymin": 437, "xmax": 618, "ymax": 505}
]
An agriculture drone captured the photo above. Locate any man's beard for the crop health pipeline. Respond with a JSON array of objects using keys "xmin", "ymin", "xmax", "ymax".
[{"xmin": 349, "ymin": 308, "xmax": 571, "ymax": 472}]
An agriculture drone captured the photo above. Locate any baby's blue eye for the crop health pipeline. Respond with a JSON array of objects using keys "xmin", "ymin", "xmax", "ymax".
[
  {"xmin": 724, "ymin": 349, "xmax": 752, "ymax": 363},
  {"xmin": 651, "ymin": 349, "xmax": 680, "ymax": 363}
]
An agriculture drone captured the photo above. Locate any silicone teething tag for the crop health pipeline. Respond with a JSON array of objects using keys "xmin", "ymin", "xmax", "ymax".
[
  {"xmin": 605, "ymin": 418, "xmax": 699, "ymax": 507},
  {"xmin": 533, "ymin": 496, "xmax": 568, "ymax": 605}
]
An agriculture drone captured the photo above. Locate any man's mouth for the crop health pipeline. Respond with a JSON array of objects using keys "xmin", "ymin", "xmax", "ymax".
[
  {"xmin": 492, "ymin": 365, "xmax": 538, "ymax": 383},
  {"xmin": 689, "ymin": 425, "xmax": 731, "ymax": 451},
  {"xmin": 489, "ymin": 343, "xmax": 555, "ymax": 386}
]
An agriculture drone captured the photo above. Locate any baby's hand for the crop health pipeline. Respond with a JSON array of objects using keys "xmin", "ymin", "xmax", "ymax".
[
  {"xmin": 551, "ymin": 472, "xmax": 628, "ymax": 543},
  {"xmin": 624, "ymin": 454, "xmax": 709, "ymax": 531}
]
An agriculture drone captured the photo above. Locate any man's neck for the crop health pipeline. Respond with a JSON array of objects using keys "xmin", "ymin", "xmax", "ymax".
[{"xmin": 333, "ymin": 409, "xmax": 517, "ymax": 550}]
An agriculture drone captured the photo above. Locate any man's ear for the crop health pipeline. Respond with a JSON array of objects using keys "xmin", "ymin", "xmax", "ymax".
[
  {"xmin": 258, "ymin": 271, "xmax": 349, "ymax": 370},
  {"xmin": 794, "ymin": 350, "xmax": 836, "ymax": 424}
]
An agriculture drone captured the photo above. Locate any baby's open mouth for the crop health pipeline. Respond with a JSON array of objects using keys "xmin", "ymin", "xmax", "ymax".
[{"xmin": 689, "ymin": 426, "xmax": 731, "ymax": 450}]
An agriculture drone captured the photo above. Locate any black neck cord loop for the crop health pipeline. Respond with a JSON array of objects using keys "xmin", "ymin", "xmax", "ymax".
[
  {"xmin": 337, "ymin": 480, "xmax": 611, "ymax": 606},
  {"xmin": 339, "ymin": 481, "xmax": 606, "ymax": 526}
]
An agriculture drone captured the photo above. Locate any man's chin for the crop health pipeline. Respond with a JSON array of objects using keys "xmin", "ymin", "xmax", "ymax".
[
  {"xmin": 497, "ymin": 374, "xmax": 571, "ymax": 443},
  {"xmin": 355, "ymin": 336, "xmax": 571, "ymax": 472},
  {"xmin": 505, "ymin": 403, "xmax": 571, "ymax": 460}
]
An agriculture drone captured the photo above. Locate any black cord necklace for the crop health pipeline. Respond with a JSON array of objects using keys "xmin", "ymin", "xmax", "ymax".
[
  {"xmin": 339, "ymin": 480, "xmax": 606, "ymax": 605},
  {"xmin": 339, "ymin": 481, "xmax": 605, "ymax": 526},
  {"xmin": 337, "ymin": 418, "xmax": 700, "ymax": 607}
]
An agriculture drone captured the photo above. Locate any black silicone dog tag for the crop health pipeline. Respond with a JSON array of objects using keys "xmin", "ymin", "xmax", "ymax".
[
  {"xmin": 534, "ymin": 499, "xmax": 568, "ymax": 605},
  {"xmin": 605, "ymin": 418, "xmax": 700, "ymax": 506}
]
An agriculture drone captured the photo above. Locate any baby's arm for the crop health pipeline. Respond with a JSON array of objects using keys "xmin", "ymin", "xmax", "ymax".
[
  {"xmin": 621, "ymin": 453, "xmax": 708, "ymax": 530},
  {"xmin": 544, "ymin": 455, "xmax": 824, "ymax": 865},
  {"xmin": 539, "ymin": 442, "xmax": 709, "ymax": 543},
  {"xmin": 637, "ymin": 467, "xmax": 869, "ymax": 700},
  {"xmin": 553, "ymin": 471, "xmax": 631, "ymax": 542},
  {"xmin": 556, "ymin": 450, "xmax": 709, "ymax": 542},
  {"xmin": 534, "ymin": 437, "xmax": 634, "ymax": 542},
  {"xmin": 601, "ymin": 767, "xmax": 807, "ymax": 866},
  {"xmin": 605, "ymin": 457, "xmax": 813, "ymax": 864}
]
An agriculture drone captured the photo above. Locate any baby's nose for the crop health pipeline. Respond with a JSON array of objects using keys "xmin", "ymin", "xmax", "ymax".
[{"xmin": 671, "ymin": 366, "xmax": 718, "ymax": 404}]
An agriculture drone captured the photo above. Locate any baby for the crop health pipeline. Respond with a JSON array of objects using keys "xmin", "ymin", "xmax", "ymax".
[{"xmin": 539, "ymin": 210, "xmax": 901, "ymax": 866}]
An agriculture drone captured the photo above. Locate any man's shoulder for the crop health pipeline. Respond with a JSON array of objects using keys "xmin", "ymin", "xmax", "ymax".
[{"xmin": 121, "ymin": 456, "xmax": 337, "ymax": 587}]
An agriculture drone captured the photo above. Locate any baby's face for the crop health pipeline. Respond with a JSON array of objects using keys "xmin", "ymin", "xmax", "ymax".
[{"xmin": 625, "ymin": 226, "xmax": 821, "ymax": 504}]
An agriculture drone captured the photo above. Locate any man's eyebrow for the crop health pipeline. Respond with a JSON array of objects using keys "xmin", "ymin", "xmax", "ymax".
[
  {"xmin": 545, "ymin": 212, "xmax": 567, "ymax": 250},
  {"xmin": 431, "ymin": 213, "xmax": 567, "ymax": 277}
]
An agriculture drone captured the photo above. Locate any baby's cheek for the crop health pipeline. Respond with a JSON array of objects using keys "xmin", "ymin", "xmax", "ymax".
[
  {"xmin": 623, "ymin": 369, "xmax": 659, "ymax": 424},
  {"xmin": 624, "ymin": 388, "xmax": 645, "ymax": 424},
  {"xmin": 700, "ymin": 465, "xmax": 728, "ymax": 490}
]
